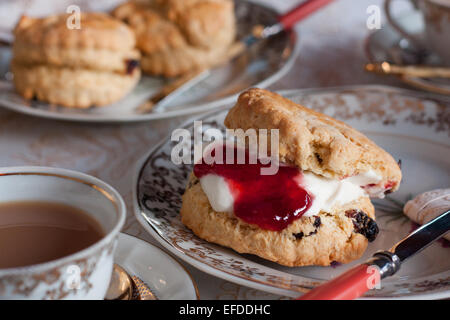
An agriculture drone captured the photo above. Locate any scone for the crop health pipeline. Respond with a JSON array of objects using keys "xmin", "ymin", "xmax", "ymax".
[
  {"xmin": 112, "ymin": 0, "xmax": 236, "ymax": 77},
  {"xmin": 11, "ymin": 13, "xmax": 141, "ymax": 108},
  {"xmin": 180, "ymin": 88, "xmax": 402, "ymax": 267}
]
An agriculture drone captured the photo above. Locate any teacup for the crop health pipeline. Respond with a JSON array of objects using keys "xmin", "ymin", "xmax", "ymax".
[
  {"xmin": 0, "ymin": 166, "xmax": 126, "ymax": 300},
  {"xmin": 384, "ymin": 0, "xmax": 450, "ymax": 64}
]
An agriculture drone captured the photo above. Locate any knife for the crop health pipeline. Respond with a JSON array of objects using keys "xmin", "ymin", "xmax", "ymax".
[
  {"xmin": 135, "ymin": 69, "xmax": 211, "ymax": 114},
  {"xmin": 297, "ymin": 209, "xmax": 450, "ymax": 300}
]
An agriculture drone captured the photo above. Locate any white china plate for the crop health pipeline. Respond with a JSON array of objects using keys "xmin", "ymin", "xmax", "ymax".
[
  {"xmin": 366, "ymin": 11, "xmax": 450, "ymax": 96},
  {"xmin": 0, "ymin": 0, "xmax": 298, "ymax": 123},
  {"xmin": 114, "ymin": 233, "xmax": 199, "ymax": 300},
  {"xmin": 133, "ymin": 85, "xmax": 450, "ymax": 299}
]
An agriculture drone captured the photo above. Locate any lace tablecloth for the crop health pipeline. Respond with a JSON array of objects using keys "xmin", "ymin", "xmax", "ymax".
[{"xmin": 0, "ymin": 0, "xmax": 411, "ymax": 299}]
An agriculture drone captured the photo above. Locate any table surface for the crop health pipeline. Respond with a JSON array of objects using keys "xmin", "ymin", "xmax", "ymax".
[{"xmin": 0, "ymin": 0, "xmax": 415, "ymax": 299}]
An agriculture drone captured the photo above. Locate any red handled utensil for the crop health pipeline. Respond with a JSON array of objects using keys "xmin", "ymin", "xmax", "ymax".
[
  {"xmin": 279, "ymin": 0, "xmax": 335, "ymax": 30},
  {"xmin": 297, "ymin": 209, "xmax": 450, "ymax": 300},
  {"xmin": 243, "ymin": 0, "xmax": 335, "ymax": 44}
]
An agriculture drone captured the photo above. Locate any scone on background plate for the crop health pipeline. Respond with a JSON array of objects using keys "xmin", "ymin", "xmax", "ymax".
[
  {"xmin": 12, "ymin": 13, "xmax": 141, "ymax": 108},
  {"xmin": 113, "ymin": 0, "xmax": 236, "ymax": 77},
  {"xmin": 180, "ymin": 88, "xmax": 402, "ymax": 267}
]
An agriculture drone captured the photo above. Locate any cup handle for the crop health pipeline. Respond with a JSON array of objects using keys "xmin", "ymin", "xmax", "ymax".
[{"xmin": 384, "ymin": 0, "xmax": 425, "ymax": 47}]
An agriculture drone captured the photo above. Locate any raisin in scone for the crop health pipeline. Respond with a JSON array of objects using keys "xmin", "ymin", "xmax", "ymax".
[
  {"xmin": 11, "ymin": 13, "xmax": 140, "ymax": 108},
  {"xmin": 180, "ymin": 88, "xmax": 402, "ymax": 267},
  {"xmin": 112, "ymin": 0, "xmax": 236, "ymax": 77}
]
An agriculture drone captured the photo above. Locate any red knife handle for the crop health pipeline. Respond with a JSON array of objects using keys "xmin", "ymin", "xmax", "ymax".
[
  {"xmin": 297, "ymin": 264, "xmax": 380, "ymax": 300},
  {"xmin": 279, "ymin": 0, "xmax": 335, "ymax": 30}
]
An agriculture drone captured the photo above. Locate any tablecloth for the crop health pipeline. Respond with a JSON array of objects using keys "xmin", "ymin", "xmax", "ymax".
[{"xmin": 0, "ymin": 0, "xmax": 413, "ymax": 299}]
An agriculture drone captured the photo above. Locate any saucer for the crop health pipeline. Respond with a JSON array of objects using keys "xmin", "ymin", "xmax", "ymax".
[
  {"xmin": 133, "ymin": 85, "xmax": 450, "ymax": 299},
  {"xmin": 114, "ymin": 233, "xmax": 199, "ymax": 300},
  {"xmin": 366, "ymin": 11, "xmax": 450, "ymax": 95}
]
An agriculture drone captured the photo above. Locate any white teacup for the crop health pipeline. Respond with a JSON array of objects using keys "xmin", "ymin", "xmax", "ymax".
[
  {"xmin": 0, "ymin": 167, "xmax": 126, "ymax": 300},
  {"xmin": 385, "ymin": 0, "xmax": 450, "ymax": 64}
]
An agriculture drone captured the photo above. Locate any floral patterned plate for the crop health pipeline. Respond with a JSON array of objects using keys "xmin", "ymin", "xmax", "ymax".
[
  {"xmin": 133, "ymin": 85, "xmax": 450, "ymax": 299},
  {"xmin": 0, "ymin": 0, "xmax": 298, "ymax": 123}
]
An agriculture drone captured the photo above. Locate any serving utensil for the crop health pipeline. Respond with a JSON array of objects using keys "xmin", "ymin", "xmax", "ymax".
[
  {"xmin": 136, "ymin": 69, "xmax": 211, "ymax": 114},
  {"xmin": 105, "ymin": 264, "xmax": 157, "ymax": 300},
  {"xmin": 298, "ymin": 208, "xmax": 450, "ymax": 300},
  {"xmin": 141, "ymin": 0, "xmax": 335, "ymax": 113},
  {"xmin": 105, "ymin": 264, "xmax": 133, "ymax": 300},
  {"xmin": 365, "ymin": 61, "xmax": 450, "ymax": 79}
]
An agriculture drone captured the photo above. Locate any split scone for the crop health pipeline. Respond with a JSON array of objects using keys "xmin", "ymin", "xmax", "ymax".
[
  {"xmin": 180, "ymin": 88, "xmax": 402, "ymax": 267},
  {"xmin": 112, "ymin": 0, "xmax": 236, "ymax": 77},
  {"xmin": 11, "ymin": 13, "xmax": 141, "ymax": 108}
]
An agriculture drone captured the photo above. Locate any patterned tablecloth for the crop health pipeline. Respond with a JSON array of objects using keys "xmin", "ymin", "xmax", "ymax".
[{"xmin": 0, "ymin": 0, "xmax": 413, "ymax": 299}]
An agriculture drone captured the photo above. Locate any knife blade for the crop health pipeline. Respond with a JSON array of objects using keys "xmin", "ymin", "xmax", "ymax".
[
  {"xmin": 298, "ymin": 209, "xmax": 450, "ymax": 300},
  {"xmin": 135, "ymin": 69, "xmax": 211, "ymax": 114},
  {"xmin": 391, "ymin": 209, "xmax": 450, "ymax": 262}
]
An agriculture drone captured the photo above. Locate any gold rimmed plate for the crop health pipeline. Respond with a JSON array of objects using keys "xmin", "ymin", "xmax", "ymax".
[
  {"xmin": 133, "ymin": 85, "xmax": 450, "ymax": 299},
  {"xmin": 0, "ymin": 0, "xmax": 298, "ymax": 123}
]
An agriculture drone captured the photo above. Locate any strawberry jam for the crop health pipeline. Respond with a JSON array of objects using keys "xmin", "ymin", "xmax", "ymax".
[{"xmin": 193, "ymin": 145, "xmax": 312, "ymax": 231}]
